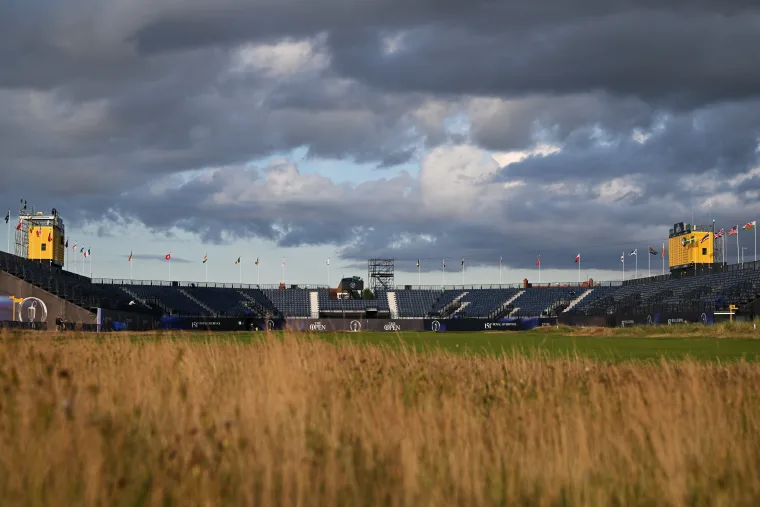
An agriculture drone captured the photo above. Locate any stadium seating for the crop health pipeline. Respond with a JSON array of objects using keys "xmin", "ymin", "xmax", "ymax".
[
  {"xmin": 124, "ymin": 285, "xmax": 210, "ymax": 316},
  {"xmin": 182, "ymin": 287, "xmax": 258, "ymax": 317},
  {"xmin": 5, "ymin": 246, "xmax": 760, "ymax": 322},
  {"xmin": 454, "ymin": 288, "xmax": 523, "ymax": 318},
  {"xmin": 317, "ymin": 289, "xmax": 390, "ymax": 312},
  {"xmin": 0, "ymin": 251, "xmax": 148, "ymax": 312},
  {"xmin": 394, "ymin": 289, "xmax": 442, "ymax": 317},
  {"xmin": 260, "ymin": 288, "xmax": 310, "ymax": 317},
  {"xmin": 509, "ymin": 288, "xmax": 581, "ymax": 317}
]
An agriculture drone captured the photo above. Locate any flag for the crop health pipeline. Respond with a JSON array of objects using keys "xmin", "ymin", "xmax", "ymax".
[
  {"xmin": 72, "ymin": 242, "xmax": 77, "ymax": 251},
  {"xmin": 649, "ymin": 247, "xmax": 657, "ymax": 255},
  {"xmin": 700, "ymin": 233, "xmax": 710, "ymax": 244},
  {"xmin": 86, "ymin": 248, "xmax": 90, "ymax": 257},
  {"xmin": 662, "ymin": 242, "xmax": 665, "ymax": 257},
  {"xmin": 499, "ymin": 256, "xmax": 503, "ymax": 265},
  {"xmin": 442, "ymin": 259, "xmax": 445, "ymax": 267},
  {"xmin": 621, "ymin": 252, "xmax": 624, "ymax": 263},
  {"xmin": 202, "ymin": 254, "xmax": 207, "ymax": 263},
  {"xmin": 47, "ymin": 232, "xmax": 51, "ymax": 242},
  {"xmin": 327, "ymin": 258, "xmax": 330, "ymax": 266},
  {"xmin": 715, "ymin": 228, "xmax": 725, "ymax": 239},
  {"xmin": 255, "ymin": 257, "xmax": 259, "ymax": 265},
  {"xmin": 574, "ymin": 254, "xmax": 580, "ymax": 263},
  {"xmin": 744, "ymin": 221, "xmax": 756, "ymax": 230},
  {"xmin": 4, "ymin": 210, "xmax": 8, "ymax": 224},
  {"xmin": 536, "ymin": 256, "xmax": 541, "ymax": 267},
  {"xmin": 281, "ymin": 258, "xmax": 285, "ymax": 267},
  {"xmin": 729, "ymin": 225, "xmax": 738, "ymax": 235},
  {"xmin": 129, "ymin": 251, "xmax": 133, "ymax": 262},
  {"xmin": 165, "ymin": 253, "xmax": 171, "ymax": 260},
  {"xmin": 15, "ymin": 221, "xmax": 21, "ymax": 231},
  {"xmin": 629, "ymin": 249, "xmax": 637, "ymax": 256},
  {"xmin": 234, "ymin": 257, "xmax": 240, "ymax": 264},
  {"xmin": 80, "ymin": 247, "xmax": 84, "ymax": 253},
  {"xmin": 461, "ymin": 257, "xmax": 464, "ymax": 266},
  {"xmin": 416, "ymin": 259, "xmax": 420, "ymax": 268},
  {"xmin": 65, "ymin": 238, "xmax": 69, "ymax": 248},
  {"xmin": 35, "ymin": 228, "xmax": 41, "ymax": 237}
]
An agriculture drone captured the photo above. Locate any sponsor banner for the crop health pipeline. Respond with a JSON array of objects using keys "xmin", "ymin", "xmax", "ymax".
[
  {"xmin": 423, "ymin": 317, "xmax": 553, "ymax": 332},
  {"xmin": 286, "ymin": 318, "xmax": 552, "ymax": 333},
  {"xmin": 285, "ymin": 318, "xmax": 366, "ymax": 332},
  {"xmin": 161, "ymin": 316, "xmax": 285, "ymax": 331},
  {"xmin": 366, "ymin": 319, "xmax": 424, "ymax": 332},
  {"xmin": 614, "ymin": 312, "xmax": 714, "ymax": 327}
]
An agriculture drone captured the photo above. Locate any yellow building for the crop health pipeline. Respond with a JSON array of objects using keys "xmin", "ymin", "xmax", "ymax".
[
  {"xmin": 668, "ymin": 222, "xmax": 714, "ymax": 270},
  {"xmin": 16, "ymin": 208, "xmax": 66, "ymax": 266}
]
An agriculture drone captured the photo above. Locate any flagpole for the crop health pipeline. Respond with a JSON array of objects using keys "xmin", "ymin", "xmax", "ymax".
[
  {"xmin": 6, "ymin": 209, "xmax": 10, "ymax": 254},
  {"xmin": 648, "ymin": 250, "xmax": 650, "ymax": 278},
  {"xmin": 737, "ymin": 228, "xmax": 740, "ymax": 264},
  {"xmin": 89, "ymin": 252, "xmax": 92, "ymax": 278},
  {"xmin": 327, "ymin": 258, "xmax": 330, "ymax": 287},
  {"xmin": 130, "ymin": 257, "xmax": 133, "ymax": 282},
  {"xmin": 635, "ymin": 253, "xmax": 638, "ymax": 279},
  {"xmin": 623, "ymin": 254, "xmax": 625, "ymax": 281},
  {"xmin": 169, "ymin": 254, "xmax": 172, "ymax": 282},
  {"xmin": 418, "ymin": 263, "xmax": 420, "ymax": 286},
  {"xmin": 578, "ymin": 256, "xmax": 580, "ymax": 284},
  {"xmin": 205, "ymin": 259, "xmax": 208, "ymax": 283},
  {"xmin": 663, "ymin": 243, "xmax": 665, "ymax": 275},
  {"xmin": 442, "ymin": 260, "xmax": 445, "ymax": 287},
  {"xmin": 461, "ymin": 258, "xmax": 464, "ymax": 286},
  {"xmin": 257, "ymin": 262, "xmax": 260, "ymax": 285},
  {"xmin": 755, "ymin": 225, "xmax": 756, "ymax": 263},
  {"xmin": 239, "ymin": 261, "xmax": 242, "ymax": 284},
  {"xmin": 499, "ymin": 258, "xmax": 502, "ymax": 285}
]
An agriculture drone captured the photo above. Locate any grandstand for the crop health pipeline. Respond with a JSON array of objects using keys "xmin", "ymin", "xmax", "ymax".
[
  {"xmin": 4, "ymin": 246, "xmax": 760, "ymax": 324},
  {"xmin": 1, "ymin": 210, "xmax": 760, "ymax": 328}
]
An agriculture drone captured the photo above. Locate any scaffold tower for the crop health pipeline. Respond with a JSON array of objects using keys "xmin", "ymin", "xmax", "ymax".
[{"xmin": 368, "ymin": 258, "xmax": 394, "ymax": 292}]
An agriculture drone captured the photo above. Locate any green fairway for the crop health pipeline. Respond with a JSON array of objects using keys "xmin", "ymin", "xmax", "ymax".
[
  {"xmin": 133, "ymin": 326, "xmax": 760, "ymax": 362},
  {"xmin": 321, "ymin": 330, "xmax": 760, "ymax": 361}
]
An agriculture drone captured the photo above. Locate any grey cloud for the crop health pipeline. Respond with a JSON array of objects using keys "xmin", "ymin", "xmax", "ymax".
[{"xmin": 4, "ymin": 0, "xmax": 760, "ymax": 275}]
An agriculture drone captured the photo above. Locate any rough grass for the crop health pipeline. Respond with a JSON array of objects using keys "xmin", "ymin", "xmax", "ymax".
[{"xmin": 1, "ymin": 331, "xmax": 759, "ymax": 506}]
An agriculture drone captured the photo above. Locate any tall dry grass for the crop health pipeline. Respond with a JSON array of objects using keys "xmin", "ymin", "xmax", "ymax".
[{"xmin": 0, "ymin": 332, "xmax": 759, "ymax": 506}]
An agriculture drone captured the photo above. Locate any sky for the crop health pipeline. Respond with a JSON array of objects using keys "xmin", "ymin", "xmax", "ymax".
[{"xmin": 2, "ymin": 0, "xmax": 760, "ymax": 286}]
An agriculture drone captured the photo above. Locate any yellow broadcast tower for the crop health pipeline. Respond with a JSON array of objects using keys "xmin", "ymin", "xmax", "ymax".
[
  {"xmin": 668, "ymin": 221, "xmax": 716, "ymax": 272},
  {"xmin": 15, "ymin": 203, "xmax": 66, "ymax": 266}
]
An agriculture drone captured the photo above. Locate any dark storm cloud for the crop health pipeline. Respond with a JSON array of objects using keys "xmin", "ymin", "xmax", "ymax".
[{"xmin": 3, "ymin": 0, "xmax": 760, "ymax": 274}]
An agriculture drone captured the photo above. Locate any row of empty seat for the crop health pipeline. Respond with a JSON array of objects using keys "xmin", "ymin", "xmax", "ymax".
[{"xmin": 2, "ymin": 249, "xmax": 760, "ymax": 319}]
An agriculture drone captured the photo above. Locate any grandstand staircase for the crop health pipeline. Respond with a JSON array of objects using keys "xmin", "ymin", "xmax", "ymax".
[
  {"xmin": 451, "ymin": 301, "xmax": 470, "ymax": 317},
  {"xmin": 178, "ymin": 288, "xmax": 215, "ymax": 315},
  {"xmin": 309, "ymin": 291, "xmax": 319, "ymax": 318},
  {"xmin": 118, "ymin": 286, "xmax": 158, "ymax": 312},
  {"xmin": 387, "ymin": 291, "xmax": 399, "ymax": 319},
  {"xmin": 490, "ymin": 290, "xmax": 524, "ymax": 319},
  {"xmin": 563, "ymin": 289, "xmax": 594, "ymax": 312},
  {"xmin": 440, "ymin": 291, "xmax": 468, "ymax": 317},
  {"xmin": 237, "ymin": 291, "xmax": 272, "ymax": 317}
]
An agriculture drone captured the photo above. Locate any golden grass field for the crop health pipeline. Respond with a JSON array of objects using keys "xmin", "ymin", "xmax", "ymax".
[{"xmin": 1, "ymin": 329, "xmax": 759, "ymax": 506}]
